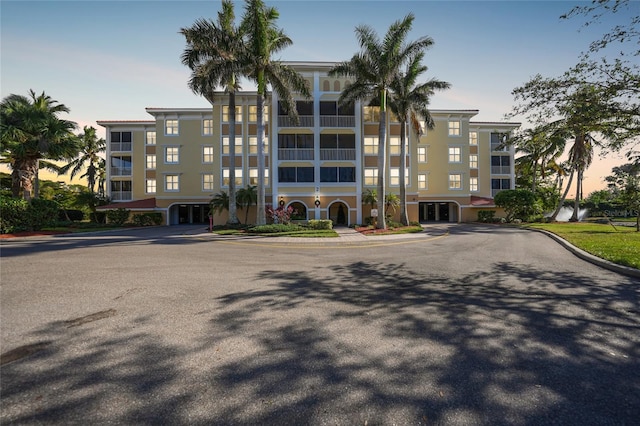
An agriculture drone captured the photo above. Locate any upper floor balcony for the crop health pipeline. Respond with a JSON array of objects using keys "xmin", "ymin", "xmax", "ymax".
[
  {"xmin": 320, "ymin": 148, "xmax": 356, "ymax": 161},
  {"xmin": 111, "ymin": 166, "xmax": 132, "ymax": 176},
  {"xmin": 278, "ymin": 115, "xmax": 314, "ymax": 128},
  {"xmin": 110, "ymin": 191, "xmax": 132, "ymax": 201},
  {"xmin": 319, "ymin": 115, "xmax": 355, "ymax": 127},
  {"xmin": 278, "ymin": 148, "xmax": 314, "ymax": 161},
  {"xmin": 491, "ymin": 166, "xmax": 512, "ymax": 175},
  {"xmin": 110, "ymin": 142, "xmax": 132, "ymax": 152}
]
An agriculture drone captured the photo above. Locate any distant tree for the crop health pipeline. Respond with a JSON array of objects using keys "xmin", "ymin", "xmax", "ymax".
[
  {"xmin": 605, "ymin": 162, "xmax": 640, "ymax": 230},
  {"xmin": 494, "ymin": 189, "xmax": 539, "ymax": 222},
  {"xmin": 59, "ymin": 126, "xmax": 106, "ymax": 194}
]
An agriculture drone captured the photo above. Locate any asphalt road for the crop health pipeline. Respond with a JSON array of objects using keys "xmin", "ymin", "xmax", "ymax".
[{"xmin": 1, "ymin": 224, "xmax": 638, "ymax": 425}]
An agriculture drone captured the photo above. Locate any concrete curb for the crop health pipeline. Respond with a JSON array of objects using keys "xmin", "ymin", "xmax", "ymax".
[{"xmin": 526, "ymin": 227, "xmax": 640, "ymax": 279}]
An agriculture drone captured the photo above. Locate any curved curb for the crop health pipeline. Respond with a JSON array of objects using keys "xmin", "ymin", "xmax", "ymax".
[{"xmin": 526, "ymin": 227, "xmax": 640, "ymax": 279}]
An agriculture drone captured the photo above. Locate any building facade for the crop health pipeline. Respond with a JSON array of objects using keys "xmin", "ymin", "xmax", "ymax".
[{"xmin": 97, "ymin": 62, "xmax": 519, "ymax": 226}]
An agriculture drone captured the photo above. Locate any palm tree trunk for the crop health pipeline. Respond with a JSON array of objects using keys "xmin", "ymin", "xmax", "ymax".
[
  {"xmin": 531, "ymin": 161, "xmax": 537, "ymax": 193},
  {"xmin": 256, "ymin": 91, "xmax": 267, "ymax": 225},
  {"xmin": 377, "ymin": 93, "xmax": 387, "ymax": 229},
  {"xmin": 570, "ymin": 168, "xmax": 583, "ymax": 222},
  {"xmin": 399, "ymin": 121, "xmax": 409, "ymax": 226},
  {"xmin": 227, "ymin": 91, "xmax": 240, "ymax": 225},
  {"xmin": 550, "ymin": 168, "xmax": 575, "ymax": 221}
]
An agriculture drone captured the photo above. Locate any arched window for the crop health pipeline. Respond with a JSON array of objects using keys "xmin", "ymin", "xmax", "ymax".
[
  {"xmin": 323, "ymin": 80, "xmax": 330, "ymax": 92},
  {"xmin": 333, "ymin": 80, "xmax": 341, "ymax": 92},
  {"xmin": 289, "ymin": 202, "xmax": 307, "ymax": 220}
]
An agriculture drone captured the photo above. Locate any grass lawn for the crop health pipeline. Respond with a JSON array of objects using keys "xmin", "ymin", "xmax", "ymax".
[
  {"xmin": 212, "ymin": 228, "xmax": 338, "ymax": 238},
  {"xmin": 525, "ymin": 222, "xmax": 640, "ymax": 269}
]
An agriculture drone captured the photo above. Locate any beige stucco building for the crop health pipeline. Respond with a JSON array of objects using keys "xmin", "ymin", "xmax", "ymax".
[{"xmin": 97, "ymin": 62, "xmax": 519, "ymax": 226}]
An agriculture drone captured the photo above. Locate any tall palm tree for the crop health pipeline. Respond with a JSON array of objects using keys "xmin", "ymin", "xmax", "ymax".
[
  {"xmin": 209, "ymin": 190, "xmax": 230, "ymax": 222},
  {"xmin": 181, "ymin": 0, "xmax": 247, "ymax": 225},
  {"xmin": 237, "ymin": 184, "xmax": 257, "ymax": 224},
  {"xmin": 59, "ymin": 126, "xmax": 106, "ymax": 194},
  {"xmin": 513, "ymin": 126, "xmax": 567, "ymax": 193},
  {"xmin": 329, "ymin": 14, "xmax": 433, "ymax": 229},
  {"xmin": 388, "ymin": 52, "xmax": 450, "ymax": 225},
  {"xmin": 241, "ymin": 0, "xmax": 311, "ymax": 225},
  {"xmin": 0, "ymin": 90, "xmax": 79, "ymax": 199}
]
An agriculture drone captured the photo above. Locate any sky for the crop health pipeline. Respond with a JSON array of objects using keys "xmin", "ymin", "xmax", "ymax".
[{"xmin": 1, "ymin": 0, "xmax": 636, "ymax": 196}]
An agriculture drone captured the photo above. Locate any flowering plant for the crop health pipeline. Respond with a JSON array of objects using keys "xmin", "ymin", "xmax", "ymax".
[{"xmin": 267, "ymin": 206, "xmax": 296, "ymax": 224}]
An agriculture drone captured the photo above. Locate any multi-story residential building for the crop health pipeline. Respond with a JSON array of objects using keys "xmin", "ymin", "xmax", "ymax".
[{"xmin": 97, "ymin": 62, "xmax": 519, "ymax": 226}]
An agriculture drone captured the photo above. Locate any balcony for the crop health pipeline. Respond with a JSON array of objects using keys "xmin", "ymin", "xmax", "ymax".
[
  {"xmin": 491, "ymin": 166, "xmax": 511, "ymax": 175},
  {"xmin": 278, "ymin": 148, "xmax": 314, "ymax": 161},
  {"xmin": 111, "ymin": 142, "xmax": 132, "ymax": 152},
  {"xmin": 491, "ymin": 143, "xmax": 508, "ymax": 152},
  {"xmin": 320, "ymin": 149, "xmax": 356, "ymax": 161},
  {"xmin": 278, "ymin": 115, "xmax": 314, "ymax": 128},
  {"xmin": 319, "ymin": 116, "xmax": 355, "ymax": 127},
  {"xmin": 111, "ymin": 167, "xmax": 132, "ymax": 176},
  {"xmin": 111, "ymin": 191, "xmax": 132, "ymax": 201}
]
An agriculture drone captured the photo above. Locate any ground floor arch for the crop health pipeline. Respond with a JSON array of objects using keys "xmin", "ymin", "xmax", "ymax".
[
  {"xmin": 418, "ymin": 201, "xmax": 460, "ymax": 223},
  {"xmin": 327, "ymin": 200, "xmax": 350, "ymax": 226},
  {"xmin": 168, "ymin": 203, "xmax": 209, "ymax": 225}
]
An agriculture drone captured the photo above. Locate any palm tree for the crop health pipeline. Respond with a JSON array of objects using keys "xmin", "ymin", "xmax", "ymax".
[
  {"xmin": 180, "ymin": 0, "xmax": 247, "ymax": 225},
  {"xmin": 388, "ymin": 52, "xmax": 450, "ymax": 225},
  {"xmin": 512, "ymin": 126, "xmax": 567, "ymax": 193},
  {"xmin": 59, "ymin": 126, "xmax": 106, "ymax": 194},
  {"xmin": 241, "ymin": 0, "xmax": 311, "ymax": 225},
  {"xmin": 237, "ymin": 184, "xmax": 257, "ymax": 224},
  {"xmin": 0, "ymin": 90, "xmax": 79, "ymax": 199},
  {"xmin": 209, "ymin": 191, "xmax": 230, "ymax": 222},
  {"xmin": 384, "ymin": 193, "xmax": 401, "ymax": 222},
  {"xmin": 329, "ymin": 13, "xmax": 433, "ymax": 229}
]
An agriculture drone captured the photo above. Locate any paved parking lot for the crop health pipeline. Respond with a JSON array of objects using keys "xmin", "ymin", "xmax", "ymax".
[{"xmin": 1, "ymin": 224, "xmax": 638, "ymax": 425}]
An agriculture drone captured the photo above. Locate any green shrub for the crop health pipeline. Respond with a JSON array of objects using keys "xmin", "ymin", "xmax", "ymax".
[
  {"xmin": 0, "ymin": 197, "xmax": 28, "ymax": 233},
  {"xmin": 477, "ymin": 210, "xmax": 496, "ymax": 223},
  {"xmin": 58, "ymin": 209, "xmax": 84, "ymax": 221},
  {"xmin": 307, "ymin": 219, "xmax": 333, "ymax": 230},
  {"xmin": 494, "ymin": 189, "xmax": 540, "ymax": 222},
  {"xmin": 106, "ymin": 208, "xmax": 130, "ymax": 226},
  {"xmin": 132, "ymin": 212, "xmax": 163, "ymax": 226},
  {"xmin": 25, "ymin": 198, "xmax": 59, "ymax": 231},
  {"xmin": 249, "ymin": 223, "xmax": 302, "ymax": 233}
]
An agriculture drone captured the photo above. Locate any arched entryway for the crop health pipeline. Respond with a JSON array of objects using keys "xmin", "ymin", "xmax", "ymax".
[
  {"xmin": 288, "ymin": 201, "xmax": 308, "ymax": 221},
  {"xmin": 328, "ymin": 201, "xmax": 349, "ymax": 226}
]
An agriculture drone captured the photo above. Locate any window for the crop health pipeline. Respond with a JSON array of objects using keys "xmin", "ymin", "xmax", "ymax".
[
  {"xmin": 110, "ymin": 131, "xmax": 132, "ymax": 151},
  {"xmin": 448, "ymin": 147, "xmax": 461, "ymax": 163},
  {"xmin": 203, "ymin": 119, "xmax": 213, "ymax": 135},
  {"xmin": 470, "ymin": 177, "xmax": 478, "ymax": 192},
  {"xmin": 146, "ymin": 154, "xmax": 156, "ymax": 169},
  {"xmin": 418, "ymin": 174, "xmax": 427, "ymax": 189},
  {"xmin": 320, "ymin": 167, "xmax": 356, "ymax": 182},
  {"xmin": 222, "ymin": 137, "xmax": 242, "ymax": 155},
  {"xmin": 202, "ymin": 174, "xmax": 214, "ymax": 191},
  {"xmin": 248, "ymin": 105, "xmax": 269, "ymax": 122},
  {"xmin": 146, "ymin": 130, "xmax": 156, "ymax": 145},
  {"xmin": 319, "ymin": 134, "xmax": 355, "ymax": 149},
  {"xmin": 448, "ymin": 120, "xmax": 460, "ymax": 136},
  {"xmin": 165, "ymin": 174, "xmax": 179, "ymax": 191},
  {"xmin": 278, "ymin": 101, "xmax": 312, "ymax": 116},
  {"xmin": 417, "ymin": 146, "xmax": 428, "ymax": 163},
  {"xmin": 110, "ymin": 156, "xmax": 132, "ymax": 175},
  {"xmin": 492, "ymin": 178, "xmax": 511, "ymax": 190},
  {"xmin": 469, "ymin": 154, "xmax": 478, "ymax": 169},
  {"xmin": 491, "ymin": 155, "xmax": 511, "ymax": 174},
  {"xmin": 248, "ymin": 136, "xmax": 269, "ymax": 154},
  {"xmin": 165, "ymin": 119, "xmax": 179, "ymax": 135},
  {"xmin": 222, "ymin": 168, "xmax": 243, "ymax": 186},
  {"xmin": 491, "ymin": 133, "xmax": 508, "ymax": 151},
  {"xmin": 469, "ymin": 131, "xmax": 478, "ymax": 145},
  {"xmin": 389, "ymin": 137, "xmax": 406, "ymax": 155},
  {"xmin": 363, "ymin": 106, "xmax": 380, "ymax": 123},
  {"xmin": 277, "ymin": 134, "xmax": 314, "ymax": 149},
  {"xmin": 449, "ymin": 173, "xmax": 462, "ymax": 190},
  {"xmin": 390, "ymin": 168, "xmax": 409, "ymax": 186},
  {"xmin": 165, "ymin": 146, "xmax": 179, "ymax": 164},
  {"xmin": 319, "ymin": 101, "xmax": 354, "ymax": 116},
  {"xmin": 146, "ymin": 179, "xmax": 156, "ymax": 194},
  {"xmin": 249, "ymin": 168, "xmax": 269, "ymax": 186},
  {"xmin": 278, "ymin": 167, "xmax": 314, "ymax": 183},
  {"xmin": 364, "ymin": 168, "xmax": 378, "ymax": 186},
  {"xmin": 203, "ymin": 146, "xmax": 214, "ymax": 163},
  {"xmin": 364, "ymin": 137, "xmax": 378, "ymax": 155},
  {"xmin": 110, "ymin": 180, "xmax": 132, "ymax": 200},
  {"xmin": 222, "ymin": 106, "xmax": 242, "ymax": 122}
]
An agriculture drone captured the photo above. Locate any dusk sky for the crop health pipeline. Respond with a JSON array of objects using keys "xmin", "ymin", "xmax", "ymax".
[{"xmin": 1, "ymin": 0, "xmax": 636, "ymax": 195}]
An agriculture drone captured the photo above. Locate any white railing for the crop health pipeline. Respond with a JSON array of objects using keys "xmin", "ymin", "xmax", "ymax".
[
  {"xmin": 491, "ymin": 143, "xmax": 508, "ymax": 152},
  {"xmin": 111, "ymin": 143, "xmax": 132, "ymax": 152},
  {"xmin": 111, "ymin": 167, "xmax": 132, "ymax": 176},
  {"xmin": 111, "ymin": 191, "xmax": 132, "ymax": 201},
  {"xmin": 491, "ymin": 166, "xmax": 511, "ymax": 175},
  {"xmin": 320, "ymin": 149, "xmax": 356, "ymax": 161},
  {"xmin": 278, "ymin": 116, "xmax": 314, "ymax": 127},
  {"xmin": 278, "ymin": 148, "xmax": 314, "ymax": 160},
  {"xmin": 319, "ymin": 116, "xmax": 356, "ymax": 127}
]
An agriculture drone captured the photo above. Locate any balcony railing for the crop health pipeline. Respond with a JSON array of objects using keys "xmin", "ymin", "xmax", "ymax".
[
  {"xmin": 320, "ymin": 149, "xmax": 356, "ymax": 161},
  {"xmin": 111, "ymin": 191, "xmax": 132, "ymax": 201},
  {"xmin": 491, "ymin": 143, "xmax": 508, "ymax": 152},
  {"xmin": 278, "ymin": 148, "xmax": 314, "ymax": 161},
  {"xmin": 319, "ymin": 116, "xmax": 356, "ymax": 127},
  {"xmin": 111, "ymin": 143, "xmax": 132, "ymax": 152},
  {"xmin": 278, "ymin": 115, "xmax": 314, "ymax": 127},
  {"xmin": 111, "ymin": 167, "xmax": 132, "ymax": 176},
  {"xmin": 491, "ymin": 166, "xmax": 511, "ymax": 175}
]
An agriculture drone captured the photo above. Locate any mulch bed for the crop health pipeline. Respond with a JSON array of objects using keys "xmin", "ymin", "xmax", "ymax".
[{"xmin": 0, "ymin": 231, "xmax": 68, "ymax": 239}]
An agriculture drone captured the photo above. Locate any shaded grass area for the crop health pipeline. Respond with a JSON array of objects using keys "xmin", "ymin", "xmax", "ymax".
[
  {"xmin": 525, "ymin": 222, "xmax": 640, "ymax": 269},
  {"xmin": 355, "ymin": 225, "xmax": 423, "ymax": 235}
]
